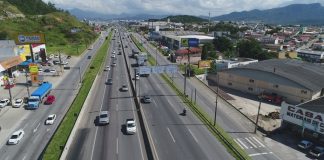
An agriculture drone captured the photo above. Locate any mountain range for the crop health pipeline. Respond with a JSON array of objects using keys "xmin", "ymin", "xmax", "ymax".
[{"xmin": 69, "ymin": 3, "xmax": 324, "ymax": 25}]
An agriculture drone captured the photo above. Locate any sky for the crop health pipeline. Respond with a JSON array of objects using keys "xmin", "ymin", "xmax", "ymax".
[{"xmin": 44, "ymin": 0, "xmax": 324, "ymax": 16}]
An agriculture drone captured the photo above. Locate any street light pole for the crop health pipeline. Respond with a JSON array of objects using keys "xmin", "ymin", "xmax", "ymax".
[
  {"xmin": 254, "ymin": 97, "xmax": 262, "ymax": 133},
  {"xmin": 214, "ymin": 73, "xmax": 219, "ymax": 126},
  {"xmin": 25, "ymin": 70, "xmax": 30, "ymax": 97},
  {"xmin": 78, "ymin": 67, "xmax": 82, "ymax": 84}
]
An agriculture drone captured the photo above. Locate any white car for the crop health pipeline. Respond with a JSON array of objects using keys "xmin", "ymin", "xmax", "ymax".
[
  {"xmin": 135, "ymin": 74, "xmax": 139, "ymax": 80},
  {"xmin": 45, "ymin": 114, "xmax": 56, "ymax": 125},
  {"xmin": 7, "ymin": 129, "xmax": 24, "ymax": 145},
  {"xmin": 126, "ymin": 119, "xmax": 136, "ymax": 134},
  {"xmin": 111, "ymin": 54, "xmax": 116, "ymax": 58},
  {"xmin": 49, "ymin": 69, "xmax": 57, "ymax": 73},
  {"xmin": 104, "ymin": 66, "xmax": 110, "ymax": 71},
  {"xmin": 54, "ymin": 55, "xmax": 59, "ymax": 58},
  {"xmin": 113, "ymin": 50, "xmax": 116, "ymax": 54},
  {"xmin": 49, "ymin": 54, "xmax": 54, "ymax": 59},
  {"xmin": 12, "ymin": 98, "xmax": 24, "ymax": 108},
  {"xmin": 38, "ymin": 68, "xmax": 43, "ymax": 72},
  {"xmin": 0, "ymin": 99, "xmax": 10, "ymax": 108},
  {"xmin": 60, "ymin": 61, "xmax": 68, "ymax": 65},
  {"xmin": 121, "ymin": 84, "xmax": 129, "ymax": 91}
]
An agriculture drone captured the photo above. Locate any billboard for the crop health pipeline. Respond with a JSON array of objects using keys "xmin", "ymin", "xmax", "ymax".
[
  {"xmin": 198, "ymin": 60, "xmax": 212, "ymax": 69},
  {"xmin": 15, "ymin": 33, "xmax": 46, "ymax": 44},
  {"xmin": 281, "ymin": 102, "xmax": 324, "ymax": 134},
  {"xmin": 29, "ymin": 63, "xmax": 38, "ymax": 74},
  {"xmin": 181, "ymin": 38, "xmax": 199, "ymax": 47}
]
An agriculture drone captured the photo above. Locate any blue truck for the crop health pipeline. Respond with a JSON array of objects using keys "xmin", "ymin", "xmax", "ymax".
[{"xmin": 27, "ymin": 82, "xmax": 52, "ymax": 109}]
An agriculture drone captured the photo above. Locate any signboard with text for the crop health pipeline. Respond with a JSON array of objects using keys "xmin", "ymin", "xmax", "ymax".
[
  {"xmin": 15, "ymin": 33, "xmax": 46, "ymax": 44},
  {"xmin": 29, "ymin": 63, "xmax": 38, "ymax": 74},
  {"xmin": 181, "ymin": 38, "xmax": 199, "ymax": 47}
]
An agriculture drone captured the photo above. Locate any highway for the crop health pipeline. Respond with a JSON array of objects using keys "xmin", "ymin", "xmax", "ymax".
[
  {"xmin": 133, "ymin": 32, "xmax": 281, "ymax": 160},
  {"xmin": 0, "ymin": 31, "xmax": 108, "ymax": 160},
  {"xmin": 121, "ymin": 29, "xmax": 234, "ymax": 160},
  {"xmin": 66, "ymin": 30, "xmax": 147, "ymax": 160}
]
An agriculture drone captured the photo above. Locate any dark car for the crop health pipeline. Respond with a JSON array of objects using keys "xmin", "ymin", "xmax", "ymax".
[
  {"xmin": 88, "ymin": 56, "xmax": 92, "ymax": 59},
  {"xmin": 44, "ymin": 95, "xmax": 55, "ymax": 105},
  {"xmin": 106, "ymin": 79, "xmax": 113, "ymax": 85},
  {"xmin": 141, "ymin": 96, "xmax": 151, "ymax": 103},
  {"xmin": 309, "ymin": 146, "xmax": 324, "ymax": 158}
]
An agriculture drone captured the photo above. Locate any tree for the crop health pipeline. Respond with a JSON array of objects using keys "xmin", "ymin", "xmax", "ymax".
[
  {"xmin": 0, "ymin": 31, "xmax": 8, "ymax": 40},
  {"xmin": 213, "ymin": 37, "xmax": 234, "ymax": 52},
  {"xmin": 201, "ymin": 43, "xmax": 217, "ymax": 60},
  {"xmin": 237, "ymin": 39, "xmax": 275, "ymax": 60}
]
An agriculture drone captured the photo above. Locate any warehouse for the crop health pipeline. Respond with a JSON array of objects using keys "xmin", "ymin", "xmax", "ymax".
[{"xmin": 211, "ymin": 59, "xmax": 324, "ymax": 104}]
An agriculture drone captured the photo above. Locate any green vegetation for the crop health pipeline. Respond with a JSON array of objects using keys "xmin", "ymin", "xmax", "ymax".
[
  {"xmin": 0, "ymin": 0, "xmax": 22, "ymax": 16},
  {"xmin": 237, "ymin": 39, "xmax": 276, "ymax": 60},
  {"xmin": 43, "ymin": 31, "xmax": 113, "ymax": 160},
  {"xmin": 7, "ymin": 0, "xmax": 60, "ymax": 15},
  {"xmin": 210, "ymin": 22, "xmax": 247, "ymax": 35},
  {"xmin": 179, "ymin": 64, "xmax": 205, "ymax": 75},
  {"xmin": 130, "ymin": 34, "xmax": 157, "ymax": 66},
  {"xmin": 201, "ymin": 42, "xmax": 218, "ymax": 60},
  {"xmin": 0, "ymin": 0, "xmax": 97, "ymax": 55},
  {"xmin": 161, "ymin": 15, "xmax": 207, "ymax": 23},
  {"xmin": 265, "ymin": 27, "xmax": 282, "ymax": 35}
]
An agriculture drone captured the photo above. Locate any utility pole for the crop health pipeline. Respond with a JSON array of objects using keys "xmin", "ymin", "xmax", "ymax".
[
  {"xmin": 25, "ymin": 70, "xmax": 30, "ymax": 97},
  {"xmin": 78, "ymin": 67, "xmax": 82, "ymax": 84},
  {"xmin": 5, "ymin": 73, "xmax": 13, "ymax": 105},
  {"xmin": 183, "ymin": 63, "xmax": 187, "ymax": 96},
  {"xmin": 58, "ymin": 50, "xmax": 63, "ymax": 73},
  {"xmin": 208, "ymin": 11, "xmax": 211, "ymax": 33},
  {"xmin": 254, "ymin": 95, "xmax": 262, "ymax": 133},
  {"xmin": 213, "ymin": 73, "xmax": 219, "ymax": 126}
]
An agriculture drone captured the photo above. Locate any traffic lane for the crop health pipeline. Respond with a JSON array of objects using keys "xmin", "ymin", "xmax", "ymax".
[
  {"xmin": 66, "ymin": 37, "xmax": 115, "ymax": 160},
  {"xmin": 139, "ymin": 76, "xmax": 209, "ymax": 160}
]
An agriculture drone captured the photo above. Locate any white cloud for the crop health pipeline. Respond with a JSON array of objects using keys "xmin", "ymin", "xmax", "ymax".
[{"xmin": 44, "ymin": 0, "xmax": 324, "ymax": 16}]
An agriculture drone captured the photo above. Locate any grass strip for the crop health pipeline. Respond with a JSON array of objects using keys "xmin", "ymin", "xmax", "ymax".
[
  {"xmin": 131, "ymin": 34, "xmax": 250, "ymax": 160},
  {"xmin": 42, "ymin": 31, "xmax": 113, "ymax": 160}
]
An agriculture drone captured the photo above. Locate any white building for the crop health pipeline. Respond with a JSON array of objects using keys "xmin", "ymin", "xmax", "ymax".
[
  {"xmin": 296, "ymin": 49, "xmax": 324, "ymax": 63},
  {"xmin": 214, "ymin": 58, "xmax": 258, "ymax": 71}
]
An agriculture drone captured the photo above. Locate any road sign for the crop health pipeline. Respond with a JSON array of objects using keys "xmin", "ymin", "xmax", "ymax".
[
  {"xmin": 139, "ymin": 66, "xmax": 151, "ymax": 74},
  {"xmin": 15, "ymin": 33, "xmax": 46, "ymax": 44},
  {"xmin": 152, "ymin": 66, "xmax": 165, "ymax": 74},
  {"xmin": 188, "ymin": 38, "xmax": 199, "ymax": 47},
  {"xmin": 165, "ymin": 65, "xmax": 178, "ymax": 73},
  {"xmin": 181, "ymin": 38, "xmax": 189, "ymax": 47}
]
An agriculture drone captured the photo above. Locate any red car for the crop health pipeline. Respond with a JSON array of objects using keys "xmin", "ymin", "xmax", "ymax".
[{"xmin": 44, "ymin": 95, "xmax": 55, "ymax": 105}]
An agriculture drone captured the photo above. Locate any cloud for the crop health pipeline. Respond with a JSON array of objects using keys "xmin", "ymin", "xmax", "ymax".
[{"xmin": 44, "ymin": 0, "xmax": 324, "ymax": 16}]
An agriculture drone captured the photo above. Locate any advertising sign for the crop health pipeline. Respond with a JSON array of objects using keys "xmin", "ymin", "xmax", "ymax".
[
  {"xmin": 0, "ymin": 56, "xmax": 24, "ymax": 70},
  {"xmin": 198, "ymin": 60, "xmax": 212, "ymax": 69},
  {"xmin": 30, "ymin": 74, "xmax": 39, "ymax": 84},
  {"xmin": 181, "ymin": 38, "xmax": 189, "ymax": 47},
  {"xmin": 188, "ymin": 38, "xmax": 199, "ymax": 47},
  {"xmin": 165, "ymin": 65, "xmax": 178, "ymax": 73},
  {"xmin": 281, "ymin": 102, "xmax": 324, "ymax": 134},
  {"xmin": 29, "ymin": 63, "xmax": 38, "ymax": 74},
  {"xmin": 15, "ymin": 33, "xmax": 46, "ymax": 44}
]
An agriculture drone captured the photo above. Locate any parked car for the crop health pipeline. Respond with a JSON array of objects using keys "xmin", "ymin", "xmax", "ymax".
[
  {"xmin": 12, "ymin": 98, "xmax": 24, "ymax": 108},
  {"xmin": 0, "ymin": 99, "xmax": 10, "ymax": 108},
  {"xmin": 98, "ymin": 111, "xmax": 110, "ymax": 125},
  {"xmin": 112, "ymin": 62, "xmax": 117, "ymax": 67},
  {"xmin": 298, "ymin": 140, "xmax": 313, "ymax": 150},
  {"xmin": 53, "ymin": 60, "xmax": 60, "ymax": 65},
  {"xmin": 121, "ymin": 84, "xmax": 128, "ymax": 91},
  {"xmin": 60, "ymin": 61, "xmax": 68, "ymax": 65},
  {"xmin": 88, "ymin": 56, "xmax": 92, "ymax": 59},
  {"xmin": 54, "ymin": 55, "xmax": 59, "ymax": 58},
  {"xmin": 49, "ymin": 69, "xmax": 56, "ymax": 73},
  {"xmin": 106, "ymin": 79, "xmax": 113, "ymax": 85},
  {"xmin": 67, "ymin": 55, "xmax": 72, "ymax": 59},
  {"xmin": 7, "ymin": 129, "xmax": 24, "ymax": 145},
  {"xmin": 141, "ymin": 96, "xmax": 151, "ymax": 103},
  {"xmin": 111, "ymin": 54, "xmax": 116, "ymax": 58},
  {"xmin": 44, "ymin": 95, "xmax": 55, "ymax": 105},
  {"xmin": 104, "ymin": 66, "xmax": 110, "ymax": 71},
  {"xmin": 135, "ymin": 74, "xmax": 139, "ymax": 80},
  {"xmin": 309, "ymin": 146, "xmax": 324, "ymax": 158},
  {"xmin": 45, "ymin": 114, "xmax": 56, "ymax": 125}
]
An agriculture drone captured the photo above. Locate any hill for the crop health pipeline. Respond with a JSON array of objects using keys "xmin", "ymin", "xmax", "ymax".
[
  {"xmin": 0, "ymin": 0, "xmax": 97, "ymax": 55},
  {"xmin": 213, "ymin": 3, "xmax": 324, "ymax": 25},
  {"xmin": 161, "ymin": 15, "xmax": 207, "ymax": 23},
  {"xmin": 0, "ymin": 0, "xmax": 22, "ymax": 17}
]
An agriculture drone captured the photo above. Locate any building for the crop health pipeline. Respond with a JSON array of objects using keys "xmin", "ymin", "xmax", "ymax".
[
  {"xmin": 296, "ymin": 49, "xmax": 324, "ymax": 63},
  {"xmin": 211, "ymin": 59, "xmax": 324, "ymax": 104},
  {"xmin": 214, "ymin": 58, "xmax": 258, "ymax": 71},
  {"xmin": 281, "ymin": 97, "xmax": 324, "ymax": 141},
  {"xmin": 161, "ymin": 34, "xmax": 214, "ymax": 50}
]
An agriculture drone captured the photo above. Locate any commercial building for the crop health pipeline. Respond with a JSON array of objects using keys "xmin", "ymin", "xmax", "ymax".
[
  {"xmin": 214, "ymin": 58, "xmax": 258, "ymax": 71},
  {"xmin": 211, "ymin": 59, "xmax": 324, "ymax": 104},
  {"xmin": 161, "ymin": 34, "xmax": 214, "ymax": 50},
  {"xmin": 296, "ymin": 49, "xmax": 324, "ymax": 63},
  {"xmin": 281, "ymin": 97, "xmax": 324, "ymax": 141}
]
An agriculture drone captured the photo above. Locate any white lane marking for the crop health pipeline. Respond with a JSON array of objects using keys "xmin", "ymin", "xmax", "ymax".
[
  {"xmin": 233, "ymin": 139, "xmax": 244, "ymax": 149},
  {"xmin": 167, "ymin": 127, "xmax": 176, "ymax": 143},
  {"xmin": 90, "ymin": 75, "xmax": 108, "ymax": 160},
  {"xmin": 46, "ymin": 128, "xmax": 50, "ymax": 132},
  {"xmin": 116, "ymin": 138, "xmax": 119, "ymax": 155},
  {"xmin": 249, "ymin": 152, "xmax": 272, "ymax": 157},
  {"xmin": 188, "ymin": 129, "xmax": 198, "ymax": 143},
  {"xmin": 33, "ymin": 123, "xmax": 41, "ymax": 133},
  {"xmin": 236, "ymin": 138, "xmax": 249, "ymax": 149},
  {"xmin": 245, "ymin": 137, "xmax": 257, "ymax": 148},
  {"xmin": 252, "ymin": 137, "xmax": 265, "ymax": 147},
  {"xmin": 22, "ymin": 155, "xmax": 27, "ymax": 160}
]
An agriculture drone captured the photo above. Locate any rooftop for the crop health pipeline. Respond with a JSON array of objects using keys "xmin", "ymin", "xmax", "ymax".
[
  {"xmin": 297, "ymin": 96, "xmax": 324, "ymax": 113},
  {"xmin": 222, "ymin": 59, "xmax": 324, "ymax": 92},
  {"xmin": 296, "ymin": 49, "xmax": 324, "ymax": 55}
]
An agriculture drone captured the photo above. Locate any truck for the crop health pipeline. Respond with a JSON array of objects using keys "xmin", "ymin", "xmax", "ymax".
[
  {"xmin": 27, "ymin": 82, "xmax": 52, "ymax": 109},
  {"xmin": 258, "ymin": 92, "xmax": 283, "ymax": 105}
]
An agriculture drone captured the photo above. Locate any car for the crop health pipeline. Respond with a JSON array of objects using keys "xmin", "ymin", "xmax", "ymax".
[
  {"xmin": 60, "ymin": 61, "xmax": 68, "ymax": 65},
  {"xmin": 126, "ymin": 119, "xmax": 136, "ymax": 134},
  {"xmin": 49, "ymin": 69, "xmax": 56, "ymax": 73},
  {"xmin": 298, "ymin": 140, "xmax": 313, "ymax": 150},
  {"xmin": 67, "ymin": 55, "xmax": 72, "ymax": 59},
  {"xmin": 142, "ymin": 96, "xmax": 151, "ymax": 103},
  {"xmin": 7, "ymin": 129, "xmax": 24, "ymax": 145},
  {"xmin": 112, "ymin": 62, "xmax": 117, "ymax": 67},
  {"xmin": 309, "ymin": 146, "xmax": 324, "ymax": 158},
  {"xmin": 111, "ymin": 54, "xmax": 116, "ymax": 58},
  {"xmin": 44, "ymin": 69, "xmax": 51, "ymax": 73},
  {"xmin": 45, "ymin": 114, "xmax": 56, "ymax": 125},
  {"xmin": 53, "ymin": 60, "xmax": 60, "ymax": 65},
  {"xmin": 121, "ymin": 84, "xmax": 128, "ymax": 91},
  {"xmin": 106, "ymin": 78, "xmax": 113, "ymax": 85},
  {"xmin": 45, "ymin": 95, "xmax": 55, "ymax": 105},
  {"xmin": 88, "ymin": 56, "xmax": 92, "ymax": 59},
  {"xmin": 135, "ymin": 74, "xmax": 139, "ymax": 80},
  {"xmin": 54, "ymin": 55, "xmax": 59, "ymax": 58},
  {"xmin": 125, "ymin": 45, "xmax": 128, "ymax": 48},
  {"xmin": 98, "ymin": 111, "xmax": 110, "ymax": 125},
  {"xmin": 12, "ymin": 98, "xmax": 24, "ymax": 108},
  {"xmin": 104, "ymin": 66, "xmax": 110, "ymax": 71},
  {"xmin": 113, "ymin": 50, "xmax": 116, "ymax": 54},
  {"xmin": 38, "ymin": 68, "xmax": 43, "ymax": 72},
  {"xmin": 63, "ymin": 65, "xmax": 71, "ymax": 70},
  {"xmin": 0, "ymin": 99, "xmax": 10, "ymax": 108},
  {"xmin": 49, "ymin": 54, "xmax": 54, "ymax": 59}
]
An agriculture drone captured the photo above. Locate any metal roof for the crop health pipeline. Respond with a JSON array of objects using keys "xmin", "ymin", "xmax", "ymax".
[
  {"xmin": 297, "ymin": 96, "xmax": 324, "ymax": 113},
  {"xmin": 222, "ymin": 59, "xmax": 324, "ymax": 92}
]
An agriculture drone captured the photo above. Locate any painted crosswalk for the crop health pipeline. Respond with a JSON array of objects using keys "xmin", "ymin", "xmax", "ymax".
[{"xmin": 234, "ymin": 137, "xmax": 266, "ymax": 149}]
